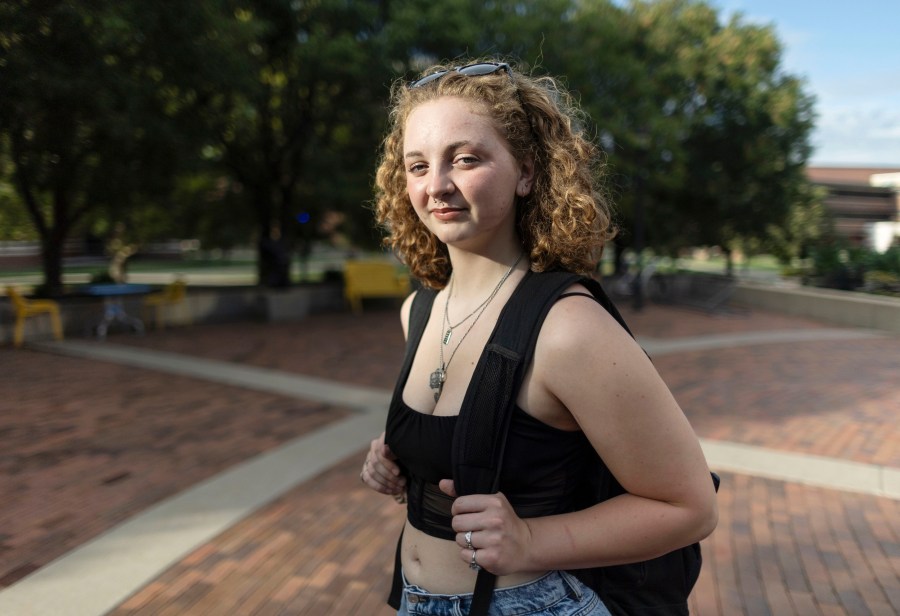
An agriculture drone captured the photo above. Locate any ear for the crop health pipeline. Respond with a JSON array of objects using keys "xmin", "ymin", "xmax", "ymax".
[{"xmin": 517, "ymin": 156, "xmax": 535, "ymax": 197}]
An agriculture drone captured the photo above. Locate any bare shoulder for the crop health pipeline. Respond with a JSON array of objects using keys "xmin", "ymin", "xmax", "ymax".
[
  {"xmin": 538, "ymin": 283, "xmax": 638, "ymax": 357},
  {"xmin": 533, "ymin": 282, "xmax": 658, "ymax": 416},
  {"xmin": 534, "ymin": 283, "xmax": 711, "ymax": 504},
  {"xmin": 399, "ymin": 290, "xmax": 418, "ymax": 340}
]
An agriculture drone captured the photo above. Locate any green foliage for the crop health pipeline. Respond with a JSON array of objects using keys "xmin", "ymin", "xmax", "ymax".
[
  {"xmin": 494, "ymin": 0, "xmax": 817, "ymax": 263},
  {"xmin": 0, "ymin": 169, "xmax": 35, "ymax": 241},
  {"xmin": 808, "ymin": 240, "xmax": 900, "ymax": 291},
  {"xmin": 0, "ymin": 0, "xmax": 255, "ymax": 293},
  {"xmin": 765, "ymin": 184, "xmax": 829, "ymax": 264},
  {"xmin": 635, "ymin": 0, "xmax": 816, "ymax": 255},
  {"xmin": 1, "ymin": 0, "xmax": 821, "ymax": 291},
  {"xmin": 169, "ymin": 173, "xmax": 254, "ymax": 250},
  {"xmin": 863, "ymin": 246, "xmax": 900, "ymax": 275},
  {"xmin": 202, "ymin": 0, "xmax": 403, "ymax": 282},
  {"xmin": 863, "ymin": 269, "xmax": 900, "ymax": 296}
]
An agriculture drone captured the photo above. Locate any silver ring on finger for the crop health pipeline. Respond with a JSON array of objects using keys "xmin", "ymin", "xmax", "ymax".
[
  {"xmin": 469, "ymin": 549, "xmax": 480, "ymax": 571},
  {"xmin": 464, "ymin": 530, "xmax": 474, "ymax": 551}
]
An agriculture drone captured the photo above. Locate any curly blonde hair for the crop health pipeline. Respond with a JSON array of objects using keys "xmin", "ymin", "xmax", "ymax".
[{"xmin": 374, "ymin": 58, "xmax": 615, "ymax": 289}]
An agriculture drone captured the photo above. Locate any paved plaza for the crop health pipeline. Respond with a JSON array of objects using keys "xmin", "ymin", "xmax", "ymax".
[{"xmin": 0, "ymin": 300, "xmax": 898, "ymax": 615}]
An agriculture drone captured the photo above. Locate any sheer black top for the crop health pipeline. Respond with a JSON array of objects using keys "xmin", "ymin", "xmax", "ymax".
[{"xmin": 385, "ymin": 394, "xmax": 592, "ymax": 541}]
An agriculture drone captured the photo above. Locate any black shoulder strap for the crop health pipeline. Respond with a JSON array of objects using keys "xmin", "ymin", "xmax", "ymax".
[
  {"xmin": 388, "ymin": 288, "xmax": 436, "ymax": 404},
  {"xmin": 452, "ymin": 272, "xmax": 630, "ymax": 496},
  {"xmin": 575, "ymin": 276, "xmax": 635, "ymax": 338},
  {"xmin": 409, "ymin": 287, "xmax": 437, "ymax": 341},
  {"xmin": 387, "ymin": 288, "xmax": 435, "ymax": 609},
  {"xmin": 452, "ymin": 271, "xmax": 626, "ymax": 616},
  {"xmin": 452, "ymin": 272, "xmax": 718, "ymax": 616}
]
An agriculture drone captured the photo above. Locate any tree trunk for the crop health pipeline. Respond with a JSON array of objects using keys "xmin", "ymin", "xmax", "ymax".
[
  {"xmin": 41, "ymin": 233, "xmax": 65, "ymax": 297},
  {"xmin": 612, "ymin": 241, "xmax": 627, "ymax": 277},
  {"xmin": 723, "ymin": 247, "xmax": 734, "ymax": 277},
  {"xmin": 258, "ymin": 232, "xmax": 291, "ymax": 288},
  {"xmin": 255, "ymin": 192, "xmax": 291, "ymax": 288}
]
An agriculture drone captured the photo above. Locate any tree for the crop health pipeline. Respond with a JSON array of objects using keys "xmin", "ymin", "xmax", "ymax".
[
  {"xmin": 197, "ymin": 0, "xmax": 394, "ymax": 286},
  {"xmin": 214, "ymin": 0, "xmax": 815, "ymax": 279},
  {"xmin": 657, "ymin": 1, "xmax": 817, "ymax": 272},
  {"xmin": 2, "ymin": 0, "xmax": 819, "ymax": 291},
  {"xmin": 542, "ymin": 0, "xmax": 817, "ymax": 273},
  {"xmin": 765, "ymin": 183, "xmax": 829, "ymax": 265},
  {"xmin": 0, "ymin": 0, "xmax": 253, "ymax": 295},
  {"xmin": 0, "ymin": 137, "xmax": 36, "ymax": 241},
  {"xmin": 204, "ymin": 0, "xmax": 529, "ymax": 286}
]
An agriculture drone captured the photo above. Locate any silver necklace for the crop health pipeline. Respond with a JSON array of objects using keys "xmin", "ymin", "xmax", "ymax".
[
  {"xmin": 429, "ymin": 251, "xmax": 524, "ymax": 402},
  {"xmin": 441, "ymin": 277, "xmax": 496, "ymax": 346}
]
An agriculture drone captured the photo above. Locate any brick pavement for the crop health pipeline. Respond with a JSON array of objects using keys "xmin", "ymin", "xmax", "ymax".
[
  {"xmin": 653, "ymin": 338, "xmax": 900, "ymax": 467},
  {"xmin": 2, "ymin": 302, "xmax": 899, "ymax": 614},
  {"xmin": 116, "ymin": 306, "xmax": 900, "ymax": 467},
  {"xmin": 106, "ymin": 458, "xmax": 900, "ymax": 616},
  {"xmin": 0, "ymin": 347, "xmax": 351, "ymax": 590}
]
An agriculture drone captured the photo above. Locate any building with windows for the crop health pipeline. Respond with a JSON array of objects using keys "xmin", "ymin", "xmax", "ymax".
[{"xmin": 806, "ymin": 167, "xmax": 900, "ymax": 250}]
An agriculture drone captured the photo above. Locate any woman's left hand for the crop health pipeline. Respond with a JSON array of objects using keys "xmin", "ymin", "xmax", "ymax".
[{"xmin": 439, "ymin": 479, "xmax": 533, "ymax": 576}]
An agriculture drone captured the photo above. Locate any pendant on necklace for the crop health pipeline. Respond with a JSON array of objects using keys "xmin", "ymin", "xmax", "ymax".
[
  {"xmin": 442, "ymin": 329, "xmax": 452, "ymax": 345},
  {"xmin": 429, "ymin": 367, "xmax": 445, "ymax": 401}
]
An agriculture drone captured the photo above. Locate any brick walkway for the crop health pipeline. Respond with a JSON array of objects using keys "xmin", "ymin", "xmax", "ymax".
[
  {"xmin": 0, "ymin": 348, "xmax": 352, "ymax": 590},
  {"xmin": 2, "ymin": 302, "xmax": 899, "ymax": 615}
]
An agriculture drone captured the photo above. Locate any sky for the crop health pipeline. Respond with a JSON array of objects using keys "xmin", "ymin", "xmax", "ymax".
[{"xmin": 713, "ymin": 0, "xmax": 900, "ymax": 167}]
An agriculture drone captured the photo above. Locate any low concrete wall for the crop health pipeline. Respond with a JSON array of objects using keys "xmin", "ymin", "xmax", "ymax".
[
  {"xmin": 9, "ymin": 280, "xmax": 893, "ymax": 345},
  {"xmin": 256, "ymin": 284, "xmax": 345, "ymax": 322},
  {"xmin": 157, "ymin": 283, "xmax": 345, "ymax": 326},
  {"xmin": 0, "ymin": 283, "xmax": 346, "ymax": 346},
  {"xmin": 733, "ymin": 282, "xmax": 900, "ymax": 333}
]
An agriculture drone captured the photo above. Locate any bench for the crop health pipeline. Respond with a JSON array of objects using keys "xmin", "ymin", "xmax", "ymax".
[{"xmin": 343, "ymin": 260, "xmax": 411, "ymax": 314}]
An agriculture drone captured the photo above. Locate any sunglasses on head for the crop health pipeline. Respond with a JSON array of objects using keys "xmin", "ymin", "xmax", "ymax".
[{"xmin": 409, "ymin": 62, "xmax": 512, "ymax": 89}]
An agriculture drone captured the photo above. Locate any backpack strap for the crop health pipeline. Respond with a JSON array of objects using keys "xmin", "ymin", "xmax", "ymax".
[
  {"xmin": 453, "ymin": 271, "xmax": 614, "ymax": 615},
  {"xmin": 387, "ymin": 287, "xmax": 436, "ymax": 404},
  {"xmin": 575, "ymin": 276, "xmax": 634, "ymax": 337},
  {"xmin": 451, "ymin": 272, "xmax": 717, "ymax": 616},
  {"xmin": 389, "ymin": 275, "xmax": 645, "ymax": 613},
  {"xmin": 387, "ymin": 288, "xmax": 435, "ymax": 609},
  {"xmin": 452, "ymin": 271, "xmax": 586, "ymax": 496}
]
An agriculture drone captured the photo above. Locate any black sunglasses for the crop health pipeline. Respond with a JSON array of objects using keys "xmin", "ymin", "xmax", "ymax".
[{"xmin": 409, "ymin": 62, "xmax": 512, "ymax": 89}]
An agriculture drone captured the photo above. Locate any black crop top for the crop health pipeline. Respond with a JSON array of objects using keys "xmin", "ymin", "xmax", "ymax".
[{"xmin": 385, "ymin": 397, "xmax": 592, "ymax": 541}]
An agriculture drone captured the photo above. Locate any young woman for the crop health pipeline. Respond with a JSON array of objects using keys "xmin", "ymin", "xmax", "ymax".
[{"xmin": 360, "ymin": 59, "xmax": 718, "ymax": 615}]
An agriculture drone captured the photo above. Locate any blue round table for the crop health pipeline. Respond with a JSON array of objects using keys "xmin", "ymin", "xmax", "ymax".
[{"xmin": 83, "ymin": 283, "xmax": 154, "ymax": 339}]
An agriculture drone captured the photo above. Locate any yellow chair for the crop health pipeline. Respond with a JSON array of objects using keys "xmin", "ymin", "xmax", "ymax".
[
  {"xmin": 343, "ymin": 260, "xmax": 411, "ymax": 314},
  {"xmin": 5, "ymin": 286, "xmax": 63, "ymax": 347},
  {"xmin": 143, "ymin": 279, "xmax": 190, "ymax": 330}
]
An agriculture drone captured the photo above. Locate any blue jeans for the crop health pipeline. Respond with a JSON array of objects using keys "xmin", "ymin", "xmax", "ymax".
[{"xmin": 397, "ymin": 570, "xmax": 611, "ymax": 616}]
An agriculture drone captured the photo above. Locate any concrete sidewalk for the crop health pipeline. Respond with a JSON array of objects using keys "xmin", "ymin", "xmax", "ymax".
[{"xmin": 0, "ymin": 304, "xmax": 898, "ymax": 615}]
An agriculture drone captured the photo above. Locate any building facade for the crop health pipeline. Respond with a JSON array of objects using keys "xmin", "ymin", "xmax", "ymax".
[{"xmin": 806, "ymin": 167, "xmax": 900, "ymax": 250}]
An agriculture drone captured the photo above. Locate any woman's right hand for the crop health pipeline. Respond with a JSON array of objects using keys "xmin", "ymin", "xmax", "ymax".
[{"xmin": 360, "ymin": 431, "xmax": 406, "ymax": 499}]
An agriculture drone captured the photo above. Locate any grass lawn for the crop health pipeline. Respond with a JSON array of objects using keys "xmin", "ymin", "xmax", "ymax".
[{"xmin": 0, "ymin": 246, "xmax": 391, "ymax": 291}]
